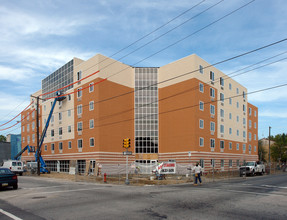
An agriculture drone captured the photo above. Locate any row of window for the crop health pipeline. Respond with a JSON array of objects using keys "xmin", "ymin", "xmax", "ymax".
[
  {"xmin": 199, "ymin": 159, "xmax": 246, "ymax": 168},
  {"xmin": 198, "ymin": 66, "xmax": 247, "ymax": 98},
  {"xmin": 199, "ymin": 138, "xmax": 257, "ymax": 152},
  {"xmin": 44, "ymin": 138, "xmax": 95, "ymax": 152}
]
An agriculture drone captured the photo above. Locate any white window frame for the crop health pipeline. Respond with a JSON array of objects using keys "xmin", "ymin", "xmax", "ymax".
[
  {"xmin": 77, "ymin": 105, "xmax": 82, "ymax": 115},
  {"xmin": 89, "ymin": 101, "xmax": 94, "ymax": 111},
  {"xmin": 89, "ymin": 82, "xmax": 94, "ymax": 93},
  {"xmin": 78, "ymin": 139, "xmax": 83, "ymax": 149},
  {"xmin": 199, "ymin": 83, "xmax": 204, "ymax": 93},
  {"xmin": 210, "ymin": 122, "xmax": 215, "ymax": 132},
  {"xmin": 199, "ymin": 137, "xmax": 204, "ymax": 147},
  {"xmin": 77, "ymin": 122, "xmax": 83, "ymax": 131},
  {"xmin": 199, "ymin": 101, "xmax": 204, "ymax": 111},
  {"xmin": 90, "ymin": 119, "xmax": 94, "ymax": 129},
  {"xmin": 210, "ymin": 104, "xmax": 215, "ymax": 115},
  {"xmin": 68, "ymin": 141, "xmax": 72, "ymax": 149},
  {"xmin": 199, "ymin": 119, "xmax": 204, "ymax": 129},
  {"xmin": 90, "ymin": 138, "xmax": 95, "ymax": 147},
  {"xmin": 210, "ymin": 88, "xmax": 215, "ymax": 98},
  {"xmin": 210, "ymin": 139, "xmax": 215, "ymax": 148}
]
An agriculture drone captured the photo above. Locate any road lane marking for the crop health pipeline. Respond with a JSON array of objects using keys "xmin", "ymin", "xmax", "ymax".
[
  {"xmin": 0, "ymin": 209, "xmax": 23, "ymax": 220},
  {"xmin": 22, "ymin": 185, "xmax": 65, "ymax": 190}
]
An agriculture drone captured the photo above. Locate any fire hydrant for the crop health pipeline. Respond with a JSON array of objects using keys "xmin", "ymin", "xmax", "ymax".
[{"xmin": 104, "ymin": 173, "xmax": 107, "ymax": 183}]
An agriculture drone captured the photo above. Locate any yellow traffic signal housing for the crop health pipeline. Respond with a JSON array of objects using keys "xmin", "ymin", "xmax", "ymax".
[{"xmin": 123, "ymin": 138, "xmax": 131, "ymax": 148}]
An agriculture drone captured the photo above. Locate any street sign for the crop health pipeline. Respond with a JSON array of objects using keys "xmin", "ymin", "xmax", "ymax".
[{"xmin": 123, "ymin": 151, "xmax": 132, "ymax": 155}]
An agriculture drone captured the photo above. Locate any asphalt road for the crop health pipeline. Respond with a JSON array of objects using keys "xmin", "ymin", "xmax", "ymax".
[{"xmin": 0, "ymin": 173, "xmax": 286, "ymax": 220}]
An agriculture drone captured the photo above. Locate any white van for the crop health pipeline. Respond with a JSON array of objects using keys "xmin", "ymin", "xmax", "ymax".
[{"xmin": 2, "ymin": 160, "xmax": 24, "ymax": 175}]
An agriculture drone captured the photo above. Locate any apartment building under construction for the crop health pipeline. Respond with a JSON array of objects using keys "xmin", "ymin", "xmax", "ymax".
[{"xmin": 21, "ymin": 53, "xmax": 258, "ymax": 174}]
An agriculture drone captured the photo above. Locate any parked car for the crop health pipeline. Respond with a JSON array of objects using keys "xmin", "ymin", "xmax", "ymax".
[
  {"xmin": 239, "ymin": 161, "xmax": 265, "ymax": 176},
  {"xmin": 2, "ymin": 160, "xmax": 24, "ymax": 176},
  {"xmin": 0, "ymin": 168, "xmax": 18, "ymax": 190}
]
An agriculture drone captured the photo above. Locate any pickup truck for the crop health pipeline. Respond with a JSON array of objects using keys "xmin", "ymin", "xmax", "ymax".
[{"xmin": 239, "ymin": 161, "xmax": 265, "ymax": 176}]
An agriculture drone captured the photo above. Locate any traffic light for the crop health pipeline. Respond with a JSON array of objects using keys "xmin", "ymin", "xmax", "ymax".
[{"xmin": 123, "ymin": 138, "xmax": 131, "ymax": 148}]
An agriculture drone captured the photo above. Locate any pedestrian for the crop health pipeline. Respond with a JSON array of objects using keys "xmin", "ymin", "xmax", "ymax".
[{"xmin": 192, "ymin": 162, "xmax": 202, "ymax": 186}]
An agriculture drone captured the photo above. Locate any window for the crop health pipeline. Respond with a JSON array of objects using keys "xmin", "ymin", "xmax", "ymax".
[
  {"xmin": 249, "ymin": 120, "xmax": 252, "ymax": 128},
  {"xmin": 27, "ymin": 124, "xmax": 30, "ymax": 132},
  {"xmin": 229, "ymin": 113, "xmax": 232, "ymax": 120},
  {"xmin": 243, "ymin": 131, "xmax": 246, "ymax": 138},
  {"xmin": 229, "ymin": 160, "xmax": 232, "ymax": 168},
  {"xmin": 90, "ymin": 138, "xmax": 95, "ymax": 147},
  {"xmin": 68, "ymin": 125, "xmax": 72, "ymax": 133},
  {"xmin": 89, "ymin": 101, "xmax": 94, "ymax": 111},
  {"xmin": 199, "ymin": 101, "xmax": 204, "ymax": 111},
  {"xmin": 77, "ymin": 122, "xmax": 83, "ymax": 131},
  {"xmin": 249, "ymin": 132, "xmax": 251, "ymax": 141},
  {"xmin": 254, "ymin": 134, "xmax": 256, "ymax": 140},
  {"xmin": 220, "ymin": 77, "xmax": 224, "ymax": 86},
  {"xmin": 210, "ymin": 139, "xmax": 215, "ymax": 148},
  {"xmin": 44, "ymin": 145, "xmax": 47, "ymax": 151},
  {"xmin": 68, "ymin": 110, "xmax": 71, "ymax": 117},
  {"xmin": 243, "ymin": 144, "xmax": 246, "ymax": 151},
  {"xmin": 51, "ymin": 115, "xmax": 54, "ymax": 123},
  {"xmin": 90, "ymin": 119, "xmax": 94, "ymax": 129},
  {"xmin": 77, "ymin": 71, "xmax": 82, "ymax": 81},
  {"xmin": 22, "ymin": 126, "xmax": 25, "ymax": 132},
  {"xmin": 51, "ymin": 129, "xmax": 54, "ymax": 137},
  {"xmin": 200, "ymin": 159, "xmax": 204, "ymax": 168},
  {"xmin": 210, "ymin": 122, "xmax": 215, "ymax": 132},
  {"xmin": 68, "ymin": 141, "xmax": 72, "ymax": 149},
  {"xmin": 27, "ymin": 136, "xmax": 30, "ymax": 144},
  {"xmin": 77, "ymin": 88, "xmax": 82, "ymax": 98},
  {"xmin": 229, "ymin": 83, "xmax": 232, "ymax": 90},
  {"xmin": 243, "ymin": 118, "xmax": 246, "ymax": 125},
  {"xmin": 220, "ymin": 125, "xmax": 224, "ymax": 133},
  {"xmin": 44, "ymin": 105, "xmax": 46, "ymax": 111},
  {"xmin": 229, "ymin": 98, "xmax": 232, "ymax": 105},
  {"xmin": 78, "ymin": 139, "xmax": 83, "ymax": 149},
  {"xmin": 243, "ymin": 91, "xmax": 246, "ymax": 99},
  {"xmin": 199, "ymin": 137, "xmax": 204, "ymax": 147},
  {"xmin": 32, "ymin": 134, "xmax": 35, "ymax": 143},
  {"xmin": 210, "ymin": 105, "xmax": 215, "ymax": 115},
  {"xmin": 22, "ymin": 137, "xmax": 25, "ymax": 143},
  {"xmin": 89, "ymin": 83, "xmax": 94, "ymax": 92},
  {"xmin": 199, "ymin": 83, "xmax": 204, "ymax": 92},
  {"xmin": 229, "ymin": 142, "xmax": 232, "ymax": 150},
  {"xmin": 59, "ymin": 142, "xmax": 63, "ymax": 151},
  {"xmin": 236, "ymin": 116, "xmax": 239, "ymax": 122},
  {"xmin": 236, "ymin": 88, "xmax": 239, "ymax": 94},
  {"xmin": 254, "ymin": 146, "xmax": 256, "ymax": 152},
  {"xmin": 249, "ymin": 145, "xmax": 252, "ymax": 152},
  {"xmin": 211, "ymin": 159, "xmax": 215, "ymax": 167},
  {"xmin": 243, "ymin": 104, "xmax": 246, "ymax": 112},
  {"xmin": 199, "ymin": 119, "xmax": 204, "ymax": 129},
  {"xmin": 210, "ymin": 71, "xmax": 214, "ymax": 81},
  {"xmin": 237, "ymin": 160, "xmax": 240, "ymax": 167},
  {"xmin": 32, "ymin": 122, "xmax": 35, "ymax": 130},
  {"xmin": 254, "ymin": 110, "xmax": 257, "ymax": 117},
  {"xmin": 221, "ymin": 160, "xmax": 224, "ymax": 168},
  {"xmin": 249, "ymin": 107, "xmax": 252, "ymax": 116},
  {"xmin": 199, "ymin": 65, "xmax": 203, "ymax": 74},
  {"xmin": 220, "ymin": 140, "xmax": 224, "ymax": 149},
  {"xmin": 51, "ymin": 143, "xmax": 55, "ymax": 151},
  {"xmin": 59, "ymin": 112, "xmax": 62, "ymax": 121},
  {"xmin": 32, "ymin": 111, "xmax": 35, "ymax": 119},
  {"xmin": 220, "ymin": 109, "xmax": 224, "ymax": 118},
  {"xmin": 59, "ymin": 127, "xmax": 63, "ymax": 136},
  {"xmin": 254, "ymin": 122, "xmax": 257, "ymax": 128},
  {"xmin": 236, "ymin": 143, "xmax": 239, "ymax": 151},
  {"xmin": 220, "ymin": 93, "xmax": 224, "ymax": 102},
  {"xmin": 237, "ymin": 130, "xmax": 239, "ymax": 136},
  {"xmin": 210, "ymin": 88, "xmax": 215, "ymax": 98},
  {"xmin": 237, "ymin": 102, "xmax": 239, "ymax": 108},
  {"xmin": 229, "ymin": 128, "xmax": 232, "ymax": 135},
  {"xmin": 77, "ymin": 105, "xmax": 82, "ymax": 115}
]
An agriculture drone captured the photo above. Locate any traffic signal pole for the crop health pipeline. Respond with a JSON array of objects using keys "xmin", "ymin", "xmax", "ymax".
[{"xmin": 125, "ymin": 148, "xmax": 129, "ymax": 185}]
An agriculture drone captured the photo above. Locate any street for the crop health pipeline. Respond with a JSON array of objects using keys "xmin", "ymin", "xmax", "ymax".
[{"xmin": 0, "ymin": 173, "xmax": 287, "ymax": 220}]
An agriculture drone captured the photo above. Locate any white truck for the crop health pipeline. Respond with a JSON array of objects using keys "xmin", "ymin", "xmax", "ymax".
[
  {"xmin": 2, "ymin": 160, "xmax": 24, "ymax": 176},
  {"xmin": 239, "ymin": 161, "xmax": 265, "ymax": 176}
]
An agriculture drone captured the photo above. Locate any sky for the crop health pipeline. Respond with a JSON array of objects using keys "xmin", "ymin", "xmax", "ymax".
[{"xmin": 0, "ymin": 0, "xmax": 287, "ymax": 138}]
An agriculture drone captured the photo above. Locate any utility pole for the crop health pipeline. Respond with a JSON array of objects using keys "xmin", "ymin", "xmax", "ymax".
[
  {"xmin": 269, "ymin": 126, "xmax": 271, "ymax": 174},
  {"xmin": 36, "ymin": 96, "xmax": 40, "ymax": 176}
]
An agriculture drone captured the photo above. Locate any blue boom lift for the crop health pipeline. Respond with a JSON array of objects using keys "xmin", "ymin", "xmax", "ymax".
[{"xmin": 14, "ymin": 92, "xmax": 66, "ymax": 173}]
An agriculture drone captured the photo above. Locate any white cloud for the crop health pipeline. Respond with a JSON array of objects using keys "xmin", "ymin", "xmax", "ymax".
[{"xmin": 260, "ymin": 110, "xmax": 287, "ymax": 119}]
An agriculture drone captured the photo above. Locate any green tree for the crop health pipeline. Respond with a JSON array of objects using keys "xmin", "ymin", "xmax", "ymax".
[
  {"xmin": 271, "ymin": 133, "xmax": 287, "ymax": 163},
  {"xmin": 0, "ymin": 135, "xmax": 6, "ymax": 142},
  {"xmin": 258, "ymin": 139, "xmax": 267, "ymax": 162}
]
